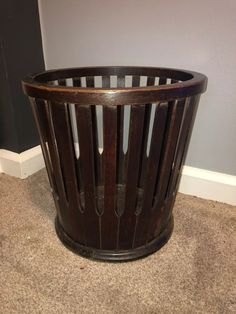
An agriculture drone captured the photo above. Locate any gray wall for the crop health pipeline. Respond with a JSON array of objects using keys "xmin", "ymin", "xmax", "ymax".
[{"xmin": 38, "ymin": 0, "xmax": 236, "ymax": 176}]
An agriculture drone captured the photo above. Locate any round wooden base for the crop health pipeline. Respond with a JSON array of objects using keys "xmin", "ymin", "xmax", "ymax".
[{"xmin": 55, "ymin": 215, "xmax": 174, "ymax": 262}]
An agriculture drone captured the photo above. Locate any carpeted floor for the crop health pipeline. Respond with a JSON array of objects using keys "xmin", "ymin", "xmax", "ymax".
[{"xmin": 0, "ymin": 169, "xmax": 236, "ymax": 314}]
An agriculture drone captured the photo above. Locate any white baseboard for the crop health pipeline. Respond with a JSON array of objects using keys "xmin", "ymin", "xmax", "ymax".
[
  {"xmin": 179, "ymin": 166, "xmax": 236, "ymax": 206},
  {"xmin": 0, "ymin": 146, "xmax": 235, "ymax": 205},
  {"xmin": 0, "ymin": 145, "xmax": 45, "ymax": 179}
]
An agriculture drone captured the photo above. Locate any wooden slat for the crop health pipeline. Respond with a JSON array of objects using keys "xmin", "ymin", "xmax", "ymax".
[
  {"xmin": 101, "ymin": 105, "xmax": 118, "ymax": 249},
  {"xmin": 75, "ymin": 105, "xmax": 100, "ymax": 247},
  {"xmin": 31, "ymin": 99, "xmax": 65, "ymax": 221},
  {"xmin": 154, "ymin": 100, "xmax": 185, "ymax": 202},
  {"xmin": 132, "ymin": 76, "xmax": 140, "ymax": 87},
  {"xmin": 159, "ymin": 77, "xmax": 167, "ymax": 85},
  {"xmin": 50, "ymin": 102, "xmax": 86, "ymax": 244},
  {"xmin": 115, "ymin": 105, "xmax": 125, "ymax": 247},
  {"xmin": 72, "ymin": 77, "xmax": 81, "ymax": 87},
  {"xmin": 86, "ymin": 76, "xmax": 102, "ymax": 187},
  {"xmin": 147, "ymin": 99, "xmax": 185, "ymax": 240},
  {"xmin": 102, "ymin": 76, "xmax": 110, "ymax": 88},
  {"xmin": 58, "ymin": 78, "xmax": 67, "ymax": 86},
  {"xmin": 91, "ymin": 105, "xmax": 101, "ymax": 185},
  {"xmin": 30, "ymin": 98, "xmax": 59, "ymax": 205},
  {"xmin": 117, "ymin": 106, "xmax": 125, "ymax": 184},
  {"xmin": 138, "ymin": 104, "xmax": 152, "ymax": 188},
  {"xmin": 165, "ymin": 97, "xmax": 192, "ymax": 199},
  {"xmin": 117, "ymin": 76, "xmax": 125, "ymax": 88},
  {"xmin": 147, "ymin": 77, "xmax": 155, "ymax": 86},
  {"xmin": 134, "ymin": 103, "xmax": 168, "ymax": 247},
  {"xmin": 86, "ymin": 76, "xmax": 95, "ymax": 87},
  {"xmin": 118, "ymin": 105, "xmax": 145, "ymax": 249},
  {"xmin": 117, "ymin": 75, "xmax": 126, "ymax": 185},
  {"xmin": 75, "ymin": 157, "xmax": 83, "ymax": 192},
  {"xmin": 164, "ymin": 95, "xmax": 200, "ymax": 221},
  {"xmin": 116, "ymin": 73, "xmax": 126, "ymax": 228},
  {"xmin": 44, "ymin": 102, "xmax": 68, "ymax": 208}
]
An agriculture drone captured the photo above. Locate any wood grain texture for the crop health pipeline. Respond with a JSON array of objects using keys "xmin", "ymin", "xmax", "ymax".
[
  {"xmin": 30, "ymin": 98, "xmax": 62, "ymax": 221},
  {"xmin": 72, "ymin": 77, "xmax": 81, "ymax": 87},
  {"xmin": 119, "ymin": 105, "xmax": 145, "ymax": 249},
  {"xmin": 45, "ymin": 101, "xmax": 85, "ymax": 243},
  {"xmin": 102, "ymin": 105, "xmax": 118, "ymax": 249},
  {"xmin": 23, "ymin": 66, "xmax": 207, "ymax": 261},
  {"xmin": 148, "ymin": 99, "xmax": 186, "ymax": 240},
  {"xmin": 134, "ymin": 103, "xmax": 168, "ymax": 247},
  {"xmin": 22, "ymin": 66, "xmax": 207, "ymax": 105},
  {"xmin": 138, "ymin": 103, "xmax": 152, "ymax": 188},
  {"xmin": 164, "ymin": 95, "xmax": 200, "ymax": 222},
  {"xmin": 147, "ymin": 77, "xmax": 155, "ymax": 86},
  {"xmin": 75, "ymin": 105, "xmax": 99, "ymax": 247}
]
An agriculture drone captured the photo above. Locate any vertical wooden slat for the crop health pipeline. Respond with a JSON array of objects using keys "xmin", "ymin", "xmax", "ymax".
[
  {"xmin": 50, "ymin": 102, "xmax": 86, "ymax": 244},
  {"xmin": 72, "ymin": 77, "xmax": 81, "ymax": 87},
  {"xmin": 118, "ymin": 105, "xmax": 145, "ymax": 249},
  {"xmin": 58, "ymin": 78, "xmax": 67, "ymax": 86},
  {"xmin": 134, "ymin": 103, "xmax": 168, "ymax": 247},
  {"xmin": 147, "ymin": 99, "xmax": 185, "ymax": 240},
  {"xmin": 75, "ymin": 157, "xmax": 83, "ymax": 193},
  {"xmin": 91, "ymin": 105, "xmax": 101, "ymax": 184},
  {"xmin": 165, "ymin": 97, "xmax": 192, "ymax": 199},
  {"xmin": 117, "ymin": 76, "xmax": 126, "ymax": 184},
  {"xmin": 47, "ymin": 81, "xmax": 55, "ymax": 86},
  {"xmin": 159, "ymin": 77, "xmax": 167, "ymax": 85},
  {"xmin": 86, "ymin": 76, "xmax": 95, "ymax": 87},
  {"xmin": 132, "ymin": 76, "xmax": 140, "ymax": 87},
  {"xmin": 138, "ymin": 104, "xmax": 152, "ymax": 188},
  {"xmin": 101, "ymin": 105, "xmax": 118, "ymax": 249},
  {"xmin": 102, "ymin": 76, "xmax": 110, "ymax": 88},
  {"xmin": 31, "ymin": 99, "xmax": 65, "ymax": 224},
  {"xmin": 69, "ymin": 74, "xmax": 84, "ymax": 203},
  {"xmin": 43, "ymin": 102, "xmax": 68, "ymax": 208},
  {"xmin": 164, "ymin": 95, "xmax": 200, "ymax": 221},
  {"xmin": 117, "ymin": 106, "xmax": 125, "ymax": 184},
  {"xmin": 86, "ymin": 75, "xmax": 101, "ymax": 186},
  {"xmin": 115, "ymin": 105, "xmax": 124, "ymax": 245},
  {"xmin": 30, "ymin": 98, "xmax": 59, "ymax": 207},
  {"xmin": 117, "ymin": 76, "xmax": 125, "ymax": 88},
  {"xmin": 138, "ymin": 76, "xmax": 155, "ymax": 188},
  {"xmin": 75, "ymin": 105, "xmax": 100, "ymax": 247},
  {"xmin": 147, "ymin": 77, "xmax": 155, "ymax": 86},
  {"xmin": 116, "ymin": 76, "xmax": 126, "ymax": 233},
  {"xmin": 87, "ymin": 75, "xmax": 103, "ymax": 186},
  {"xmin": 155, "ymin": 100, "xmax": 185, "ymax": 202}
]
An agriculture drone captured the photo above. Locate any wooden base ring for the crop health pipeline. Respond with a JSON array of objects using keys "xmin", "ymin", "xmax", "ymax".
[{"xmin": 55, "ymin": 215, "xmax": 174, "ymax": 262}]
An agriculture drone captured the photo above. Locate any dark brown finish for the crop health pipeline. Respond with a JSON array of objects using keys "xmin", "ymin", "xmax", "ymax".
[
  {"xmin": 119, "ymin": 105, "xmax": 145, "ymax": 249},
  {"xmin": 134, "ymin": 103, "xmax": 168, "ymax": 247},
  {"xmin": 22, "ymin": 66, "xmax": 207, "ymax": 262},
  {"xmin": 102, "ymin": 106, "xmax": 118, "ymax": 249},
  {"xmin": 75, "ymin": 105, "xmax": 99, "ymax": 247}
]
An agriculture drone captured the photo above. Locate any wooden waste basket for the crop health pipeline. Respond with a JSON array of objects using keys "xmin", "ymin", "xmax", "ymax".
[{"xmin": 22, "ymin": 66, "xmax": 207, "ymax": 262}]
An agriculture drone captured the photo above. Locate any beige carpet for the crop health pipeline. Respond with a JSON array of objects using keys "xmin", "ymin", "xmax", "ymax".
[{"xmin": 0, "ymin": 169, "xmax": 236, "ymax": 314}]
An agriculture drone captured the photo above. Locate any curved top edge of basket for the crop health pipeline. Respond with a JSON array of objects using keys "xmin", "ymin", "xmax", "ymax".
[{"xmin": 22, "ymin": 66, "xmax": 208, "ymax": 105}]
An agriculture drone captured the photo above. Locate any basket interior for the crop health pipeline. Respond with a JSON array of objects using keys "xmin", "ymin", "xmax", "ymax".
[{"xmin": 34, "ymin": 66, "xmax": 193, "ymax": 88}]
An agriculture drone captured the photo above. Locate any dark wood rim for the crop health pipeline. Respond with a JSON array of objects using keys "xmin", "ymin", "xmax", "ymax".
[
  {"xmin": 55, "ymin": 214, "xmax": 174, "ymax": 262},
  {"xmin": 22, "ymin": 66, "xmax": 207, "ymax": 105}
]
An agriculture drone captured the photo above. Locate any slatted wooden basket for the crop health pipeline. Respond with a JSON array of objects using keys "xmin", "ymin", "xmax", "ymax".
[{"xmin": 22, "ymin": 66, "xmax": 207, "ymax": 262}]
